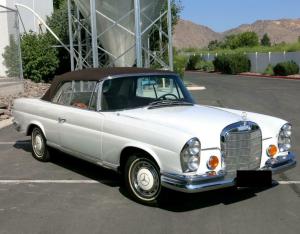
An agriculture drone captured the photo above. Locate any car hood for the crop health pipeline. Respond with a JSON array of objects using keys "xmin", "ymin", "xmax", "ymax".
[
  {"xmin": 119, "ymin": 104, "xmax": 286, "ymax": 149},
  {"xmin": 120, "ymin": 105, "xmax": 242, "ymax": 148}
]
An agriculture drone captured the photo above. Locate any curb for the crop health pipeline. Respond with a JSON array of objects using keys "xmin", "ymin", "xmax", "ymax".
[
  {"xmin": 0, "ymin": 117, "xmax": 13, "ymax": 130},
  {"xmin": 186, "ymin": 70, "xmax": 300, "ymax": 81},
  {"xmin": 239, "ymin": 73, "xmax": 300, "ymax": 80}
]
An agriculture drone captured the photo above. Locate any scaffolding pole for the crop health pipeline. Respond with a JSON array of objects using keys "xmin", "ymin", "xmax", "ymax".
[
  {"xmin": 167, "ymin": 0, "xmax": 173, "ymax": 71},
  {"xmin": 67, "ymin": 0, "xmax": 75, "ymax": 71},
  {"xmin": 134, "ymin": 0, "xmax": 142, "ymax": 67},
  {"xmin": 90, "ymin": 0, "xmax": 99, "ymax": 68}
]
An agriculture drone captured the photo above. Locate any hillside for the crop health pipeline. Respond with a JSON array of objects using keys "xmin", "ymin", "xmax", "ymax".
[
  {"xmin": 173, "ymin": 18, "xmax": 300, "ymax": 49},
  {"xmin": 173, "ymin": 20, "xmax": 221, "ymax": 49}
]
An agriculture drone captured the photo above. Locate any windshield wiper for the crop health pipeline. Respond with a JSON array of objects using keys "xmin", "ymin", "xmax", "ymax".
[{"xmin": 147, "ymin": 100, "xmax": 193, "ymax": 109}]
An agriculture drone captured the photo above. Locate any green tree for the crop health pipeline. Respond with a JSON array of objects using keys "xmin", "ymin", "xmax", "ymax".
[
  {"xmin": 53, "ymin": 0, "xmax": 65, "ymax": 10},
  {"xmin": 261, "ymin": 33, "xmax": 271, "ymax": 46},
  {"xmin": 238, "ymin": 31, "xmax": 259, "ymax": 47},
  {"xmin": 208, "ymin": 40, "xmax": 221, "ymax": 50},
  {"xmin": 21, "ymin": 32, "xmax": 59, "ymax": 82},
  {"xmin": 223, "ymin": 34, "xmax": 240, "ymax": 49},
  {"xmin": 2, "ymin": 35, "xmax": 21, "ymax": 77},
  {"xmin": 150, "ymin": 0, "xmax": 182, "ymax": 50},
  {"xmin": 222, "ymin": 32, "xmax": 259, "ymax": 49},
  {"xmin": 46, "ymin": 2, "xmax": 70, "ymax": 74}
]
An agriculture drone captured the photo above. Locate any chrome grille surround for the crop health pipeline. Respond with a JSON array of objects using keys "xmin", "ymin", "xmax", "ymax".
[{"xmin": 221, "ymin": 121, "xmax": 262, "ymax": 178}]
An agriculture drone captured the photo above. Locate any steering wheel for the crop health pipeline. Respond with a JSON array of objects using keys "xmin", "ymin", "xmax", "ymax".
[{"xmin": 158, "ymin": 93, "xmax": 178, "ymax": 100}]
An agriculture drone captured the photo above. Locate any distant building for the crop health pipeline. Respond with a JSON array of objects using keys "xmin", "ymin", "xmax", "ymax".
[{"xmin": 0, "ymin": 0, "xmax": 53, "ymax": 77}]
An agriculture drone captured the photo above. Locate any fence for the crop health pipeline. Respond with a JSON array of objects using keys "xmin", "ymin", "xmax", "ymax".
[
  {"xmin": 185, "ymin": 51, "xmax": 300, "ymax": 74},
  {"xmin": 0, "ymin": 4, "xmax": 23, "ymax": 79}
]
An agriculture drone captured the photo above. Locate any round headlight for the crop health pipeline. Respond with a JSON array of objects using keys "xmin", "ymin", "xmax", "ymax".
[
  {"xmin": 278, "ymin": 123, "xmax": 292, "ymax": 152},
  {"xmin": 180, "ymin": 138, "xmax": 201, "ymax": 172}
]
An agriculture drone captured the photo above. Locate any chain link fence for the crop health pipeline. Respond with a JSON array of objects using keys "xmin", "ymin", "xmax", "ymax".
[{"xmin": 0, "ymin": 4, "xmax": 23, "ymax": 80}]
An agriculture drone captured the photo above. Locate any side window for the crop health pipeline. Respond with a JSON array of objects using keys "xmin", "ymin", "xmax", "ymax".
[
  {"xmin": 52, "ymin": 82, "xmax": 72, "ymax": 105},
  {"xmin": 69, "ymin": 81, "xmax": 97, "ymax": 109},
  {"xmin": 89, "ymin": 83, "xmax": 99, "ymax": 111},
  {"xmin": 52, "ymin": 81, "xmax": 97, "ymax": 110}
]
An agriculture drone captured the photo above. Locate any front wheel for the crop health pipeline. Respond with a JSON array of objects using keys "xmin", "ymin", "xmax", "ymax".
[
  {"xmin": 124, "ymin": 156, "xmax": 161, "ymax": 205},
  {"xmin": 31, "ymin": 127, "xmax": 51, "ymax": 162}
]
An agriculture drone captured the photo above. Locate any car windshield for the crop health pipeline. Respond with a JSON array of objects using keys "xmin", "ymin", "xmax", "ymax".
[{"xmin": 101, "ymin": 75, "xmax": 194, "ymax": 111}]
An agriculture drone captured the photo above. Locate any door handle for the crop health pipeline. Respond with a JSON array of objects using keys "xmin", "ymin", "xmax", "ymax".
[{"xmin": 58, "ymin": 117, "xmax": 66, "ymax": 123}]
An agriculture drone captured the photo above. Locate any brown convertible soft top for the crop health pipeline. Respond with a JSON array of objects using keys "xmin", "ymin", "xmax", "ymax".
[{"xmin": 42, "ymin": 67, "xmax": 175, "ymax": 101}]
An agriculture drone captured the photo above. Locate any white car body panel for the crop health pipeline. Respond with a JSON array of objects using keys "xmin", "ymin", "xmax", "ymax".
[{"xmin": 13, "ymin": 97, "xmax": 289, "ymax": 173}]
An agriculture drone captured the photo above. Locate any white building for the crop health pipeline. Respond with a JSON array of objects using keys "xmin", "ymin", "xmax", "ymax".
[{"xmin": 0, "ymin": 0, "xmax": 54, "ymax": 77}]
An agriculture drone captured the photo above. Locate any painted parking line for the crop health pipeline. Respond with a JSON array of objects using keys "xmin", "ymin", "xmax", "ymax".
[
  {"xmin": 0, "ymin": 180, "xmax": 99, "ymax": 184},
  {"xmin": 277, "ymin": 181, "xmax": 300, "ymax": 185},
  {"xmin": 187, "ymin": 86, "xmax": 206, "ymax": 91},
  {"xmin": 0, "ymin": 141, "xmax": 30, "ymax": 145},
  {"xmin": 0, "ymin": 180, "xmax": 299, "ymax": 184}
]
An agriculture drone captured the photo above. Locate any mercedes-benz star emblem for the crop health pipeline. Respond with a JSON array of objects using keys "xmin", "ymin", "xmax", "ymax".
[{"xmin": 139, "ymin": 173, "xmax": 150, "ymax": 186}]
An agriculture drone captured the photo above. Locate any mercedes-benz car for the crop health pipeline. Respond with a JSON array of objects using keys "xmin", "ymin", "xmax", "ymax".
[{"xmin": 12, "ymin": 68, "xmax": 296, "ymax": 204}]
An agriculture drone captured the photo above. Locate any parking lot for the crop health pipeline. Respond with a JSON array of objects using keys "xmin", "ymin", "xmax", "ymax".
[{"xmin": 0, "ymin": 72, "xmax": 299, "ymax": 234}]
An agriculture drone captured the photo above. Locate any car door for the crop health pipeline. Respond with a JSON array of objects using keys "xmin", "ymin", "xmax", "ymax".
[{"xmin": 57, "ymin": 81, "xmax": 104, "ymax": 160}]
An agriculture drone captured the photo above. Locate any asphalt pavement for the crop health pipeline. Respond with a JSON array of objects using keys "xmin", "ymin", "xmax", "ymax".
[{"xmin": 0, "ymin": 72, "xmax": 299, "ymax": 234}]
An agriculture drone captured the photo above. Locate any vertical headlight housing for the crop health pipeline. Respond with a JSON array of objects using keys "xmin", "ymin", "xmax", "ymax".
[
  {"xmin": 278, "ymin": 123, "xmax": 292, "ymax": 152},
  {"xmin": 180, "ymin": 138, "xmax": 201, "ymax": 172}
]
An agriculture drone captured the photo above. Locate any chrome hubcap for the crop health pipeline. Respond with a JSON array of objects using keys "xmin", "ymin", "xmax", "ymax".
[
  {"xmin": 32, "ymin": 129, "xmax": 45, "ymax": 157},
  {"xmin": 129, "ymin": 159, "xmax": 160, "ymax": 200}
]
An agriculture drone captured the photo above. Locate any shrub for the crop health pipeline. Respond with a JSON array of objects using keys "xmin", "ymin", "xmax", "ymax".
[
  {"xmin": 273, "ymin": 61, "xmax": 299, "ymax": 76},
  {"xmin": 213, "ymin": 53, "xmax": 250, "ymax": 74},
  {"xmin": 263, "ymin": 64, "xmax": 274, "ymax": 75},
  {"xmin": 186, "ymin": 55, "xmax": 201, "ymax": 70},
  {"xmin": 195, "ymin": 60, "xmax": 214, "ymax": 72},
  {"xmin": 21, "ymin": 32, "xmax": 59, "ymax": 82},
  {"xmin": 173, "ymin": 54, "xmax": 188, "ymax": 78},
  {"xmin": 2, "ymin": 35, "xmax": 21, "ymax": 77}
]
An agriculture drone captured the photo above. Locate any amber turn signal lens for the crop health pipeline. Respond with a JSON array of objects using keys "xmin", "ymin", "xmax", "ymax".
[
  {"xmin": 207, "ymin": 156, "xmax": 219, "ymax": 170},
  {"xmin": 267, "ymin": 144, "xmax": 277, "ymax": 157}
]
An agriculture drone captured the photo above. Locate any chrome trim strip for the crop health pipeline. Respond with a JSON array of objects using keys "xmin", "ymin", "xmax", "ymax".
[
  {"xmin": 261, "ymin": 152, "xmax": 296, "ymax": 174},
  {"xmin": 161, "ymin": 172, "xmax": 235, "ymax": 193},
  {"xmin": 263, "ymin": 137, "xmax": 272, "ymax": 140}
]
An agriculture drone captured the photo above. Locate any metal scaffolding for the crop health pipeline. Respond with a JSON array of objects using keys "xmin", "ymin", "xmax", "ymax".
[{"xmin": 67, "ymin": 0, "xmax": 173, "ymax": 70}]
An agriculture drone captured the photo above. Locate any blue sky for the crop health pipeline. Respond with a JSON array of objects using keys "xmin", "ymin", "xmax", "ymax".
[{"xmin": 180, "ymin": 0, "xmax": 300, "ymax": 32}]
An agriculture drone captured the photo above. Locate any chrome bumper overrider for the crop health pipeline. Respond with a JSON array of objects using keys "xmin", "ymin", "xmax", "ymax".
[{"xmin": 161, "ymin": 152, "xmax": 296, "ymax": 193}]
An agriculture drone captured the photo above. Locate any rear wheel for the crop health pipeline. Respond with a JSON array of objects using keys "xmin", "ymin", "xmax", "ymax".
[
  {"xmin": 31, "ymin": 127, "xmax": 51, "ymax": 162},
  {"xmin": 124, "ymin": 155, "xmax": 161, "ymax": 205}
]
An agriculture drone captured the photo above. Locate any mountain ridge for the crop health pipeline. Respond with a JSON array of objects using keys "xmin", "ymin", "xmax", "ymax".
[{"xmin": 173, "ymin": 18, "xmax": 300, "ymax": 49}]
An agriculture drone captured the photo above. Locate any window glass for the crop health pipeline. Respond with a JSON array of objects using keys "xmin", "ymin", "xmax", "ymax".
[
  {"xmin": 101, "ymin": 75, "xmax": 193, "ymax": 111},
  {"xmin": 52, "ymin": 81, "xmax": 97, "ymax": 109},
  {"xmin": 89, "ymin": 83, "xmax": 99, "ymax": 111},
  {"xmin": 69, "ymin": 81, "xmax": 97, "ymax": 109},
  {"xmin": 54, "ymin": 82, "xmax": 72, "ymax": 105}
]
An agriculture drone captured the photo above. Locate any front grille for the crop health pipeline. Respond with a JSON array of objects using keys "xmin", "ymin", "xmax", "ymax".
[{"xmin": 221, "ymin": 121, "xmax": 262, "ymax": 178}]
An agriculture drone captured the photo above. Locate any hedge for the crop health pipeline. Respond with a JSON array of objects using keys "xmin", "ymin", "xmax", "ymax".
[
  {"xmin": 273, "ymin": 60, "xmax": 299, "ymax": 76},
  {"xmin": 213, "ymin": 53, "xmax": 251, "ymax": 74}
]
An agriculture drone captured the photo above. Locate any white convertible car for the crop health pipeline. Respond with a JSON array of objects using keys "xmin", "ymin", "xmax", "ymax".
[{"xmin": 12, "ymin": 68, "xmax": 296, "ymax": 204}]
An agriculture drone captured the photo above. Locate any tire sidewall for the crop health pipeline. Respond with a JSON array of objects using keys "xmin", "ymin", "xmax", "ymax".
[
  {"xmin": 31, "ymin": 127, "xmax": 50, "ymax": 162},
  {"xmin": 125, "ymin": 155, "xmax": 161, "ymax": 204}
]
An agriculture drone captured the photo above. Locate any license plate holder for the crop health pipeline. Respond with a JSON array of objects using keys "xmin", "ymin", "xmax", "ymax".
[{"xmin": 236, "ymin": 170, "xmax": 272, "ymax": 187}]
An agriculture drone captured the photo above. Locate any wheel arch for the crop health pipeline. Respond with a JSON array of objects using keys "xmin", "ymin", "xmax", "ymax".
[
  {"xmin": 26, "ymin": 121, "xmax": 46, "ymax": 138},
  {"xmin": 119, "ymin": 144, "xmax": 162, "ymax": 174}
]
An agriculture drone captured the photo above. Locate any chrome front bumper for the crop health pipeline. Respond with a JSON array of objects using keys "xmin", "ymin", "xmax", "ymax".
[{"xmin": 161, "ymin": 152, "xmax": 296, "ymax": 193}]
